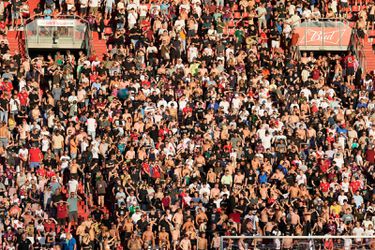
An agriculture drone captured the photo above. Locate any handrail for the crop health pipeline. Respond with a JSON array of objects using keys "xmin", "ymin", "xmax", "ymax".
[{"xmin": 351, "ymin": 29, "xmax": 367, "ymax": 74}]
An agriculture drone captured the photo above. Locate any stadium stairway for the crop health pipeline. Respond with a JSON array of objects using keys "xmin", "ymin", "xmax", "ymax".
[
  {"xmin": 91, "ymin": 32, "xmax": 107, "ymax": 60},
  {"xmin": 7, "ymin": 30, "xmax": 26, "ymax": 57},
  {"xmin": 365, "ymin": 32, "xmax": 375, "ymax": 73}
]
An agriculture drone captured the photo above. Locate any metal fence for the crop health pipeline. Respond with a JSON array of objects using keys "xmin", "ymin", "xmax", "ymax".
[{"xmin": 220, "ymin": 235, "xmax": 375, "ymax": 250}]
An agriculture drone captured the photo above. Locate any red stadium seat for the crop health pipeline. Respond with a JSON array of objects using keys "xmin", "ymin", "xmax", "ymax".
[
  {"xmin": 368, "ymin": 30, "xmax": 375, "ymax": 37},
  {"xmin": 104, "ymin": 27, "xmax": 113, "ymax": 35}
]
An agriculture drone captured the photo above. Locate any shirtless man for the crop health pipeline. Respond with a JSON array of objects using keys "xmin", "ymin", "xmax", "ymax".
[
  {"xmin": 282, "ymin": 237, "xmax": 294, "ymax": 250},
  {"xmin": 210, "ymin": 184, "xmax": 220, "ymax": 199},
  {"xmin": 182, "ymin": 217, "xmax": 195, "ymax": 232},
  {"xmin": 259, "ymin": 184, "xmax": 269, "ymax": 200},
  {"xmin": 289, "ymin": 208, "xmax": 301, "ymax": 227},
  {"xmin": 195, "ymin": 209, "xmax": 208, "ymax": 225},
  {"xmin": 142, "ymin": 225, "xmax": 155, "ymax": 249},
  {"xmin": 159, "ymin": 227, "xmax": 170, "ymax": 250},
  {"xmin": 179, "ymin": 235, "xmax": 191, "ymax": 250},
  {"xmin": 263, "ymin": 221, "xmax": 276, "ymax": 236},
  {"xmin": 206, "ymin": 168, "xmax": 217, "ymax": 185},
  {"xmin": 171, "ymin": 226, "xmax": 180, "ymax": 250},
  {"xmin": 69, "ymin": 159, "xmax": 81, "ymax": 179},
  {"xmin": 197, "ymin": 233, "xmax": 208, "ymax": 250},
  {"xmin": 172, "ymin": 208, "xmax": 184, "ymax": 229},
  {"xmin": 289, "ymin": 183, "xmax": 299, "ymax": 199},
  {"xmin": 123, "ymin": 218, "xmax": 134, "ymax": 238},
  {"xmin": 128, "ymin": 233, "xmax": 143, "ymax": 250}
]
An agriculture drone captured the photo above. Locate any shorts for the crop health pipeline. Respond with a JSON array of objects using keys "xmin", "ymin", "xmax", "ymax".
[
  {"xmin": 70, "ymin": 172, "xmax": 78, "ymax": 179},
  {"xmin": 341, "ymin": 2, "xmax": 348, "ymax": 8},
  {"xmin": 271, "ymin": 40, "xmax": 280, "ymax": 48},
  {"xmin": 369, "ymin": 14, "xmax": 375, "ymax": 22},
  {"xmin": 69, "ymin": 211, "xmax": 78, "ymax": 222},
  {"xmin": 347, "ymin": 67, "xmax": 354, "ymax": 76},
  {"xmin": 30, "ymin": 162, "xmax": 40, "ymax": 168},
  {"xmin": 53, "ymin": 148, "xmax": 62, "ymax": 155},
  {"xmin": 105, "ymin": 6, "xmax": 112, "ymax": 14},
  {"xmin": 12, "ymin": 12, "xmax": 19, "ymax": 20},
  {"xmin": 67, "ymin": 4, "xmax": 75, "ymax": 10}
]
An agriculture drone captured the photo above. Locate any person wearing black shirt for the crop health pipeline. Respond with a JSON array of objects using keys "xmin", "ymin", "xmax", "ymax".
[
  {"xmin": 17, "ymin": 233, "xmax": 32, "ymax": 250},
  {"xmin": 91, "ymin": 206, "xmax": 103, "ymax": 222},
  {"xmin": 0, "ymin": 41, "xmax": 9, "ymax": 54},
  {"xmin": 0, "ymin": 95, "xmax": 8, "ymax": 124},
  {"xmin": 136, "ymin": 214, "xmax": 149, "ymax": 233},
  {"xmin": 129, "ymin": 25, "xmax": 142, "ymax": 48},
  {"xmin": 117, "ymin": 202, "xmax": 127, "ymax": 218}
]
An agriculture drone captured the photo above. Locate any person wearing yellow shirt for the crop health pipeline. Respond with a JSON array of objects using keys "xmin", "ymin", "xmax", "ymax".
[{"xmin": 330, "ymin": 200, "xmax": 342, "ymax": 216}]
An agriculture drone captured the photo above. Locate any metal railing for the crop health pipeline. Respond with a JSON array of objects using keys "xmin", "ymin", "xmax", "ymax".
[
  {"xmin": 221, "ymin": 235, "xmax": 375, "ymax": 250},
  {"xmin": 351, "ymin": 29, "xmax": 368, "ymax": 74}
]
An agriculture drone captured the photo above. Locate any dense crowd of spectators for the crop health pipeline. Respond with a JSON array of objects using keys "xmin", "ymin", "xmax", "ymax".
[{"xmin": 0, "ymin": 0, "xmax": 374, "ymax": 249}]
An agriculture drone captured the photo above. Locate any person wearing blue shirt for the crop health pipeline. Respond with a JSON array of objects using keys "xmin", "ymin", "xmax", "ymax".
[
  {"xmin": 160, "ymin": 1, "xmax": 170, "ymax": 15},
  {"xmin": 336, "ymin": 125, "xmax": 348, "ymax": 134},
  {"xmin": 259, "ymin": 171, "xmax": 268, "ymax": 184},
  {"xmin": 43, "ymin": 7, "xmax": 52, "ymax": 19},
  {"xmin": 62, "ymin": 232, "xmax": 76, "ymax": 250},
  {"xmin": 353, "ymin": 190, "xmax": 364, "ymax": 209}
]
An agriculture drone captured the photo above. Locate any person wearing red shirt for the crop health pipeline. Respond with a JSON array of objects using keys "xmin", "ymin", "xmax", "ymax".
[
  {"xmin": 319, "ymin": 177, "xmax": 330, "ymax": 194},
  {"xmin": 36, "ymin": 165, "xmax": 47, "ymax": 177},
  {"xmin": 43, "ymin": 218, "xmax": 56, "ymax": 232},
  {"xmin": 161, "ymin": 194, "xmax": 171, "ymax": 210},
  {"xmin": 46, "ymin": 166, "xmax": 56, "ymax": 178},
  {"xmin": 182, "ymin": 106, "xmax": 192, "ymax": 114},
  {"xmin": 0, "ymin": 79, "xmax": 13, "ymax": 94},
  {"xmin": 319, "ymin": 156, "xmax": 330, "ymax": 173},
  {"xmin": 344, "ymin": 51, "xmax": 355, "ymax": 85},
  {"xmin": 56, "ymin": 201, "xmax": 69, "ymax": 225},
  {"xmin": 366, "ymin": 144, "xmax": 375, "ymax": 164},
  {"xmin": 158, "ymin": 125, "xmax": 170, "ymax": 141},
  {"xmin": 18, "ymin": 88, "xmax": 29, "ymax": 107},
  {"xmin": 29, "ymin": 146, "xmax": 43, "ymax": 169},
  {"xmin": 350, "ymin": 177, "xmax": 361, "ymax": 193}
]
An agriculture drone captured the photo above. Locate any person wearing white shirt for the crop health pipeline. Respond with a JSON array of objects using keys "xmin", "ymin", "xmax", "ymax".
[
  {"xmin": 261, "ymin": 132, "xmax": 273, "ymax": 149},
  {"xmin": 86, "ymin": 117, "xmax": 97, "ymax": 139},
  {"xmin": 127, "ymin": 9, "xmax": 138, "ymax": 29},
  {"xmin": 352, "ymin": 222, "xmax": 364, "ymax": 244},
  {"xmin": 68, "ymin": 179, "xmax": 78, "ymax": 193},
  {"xmin": 89, "ymin": 0, "xmax": 99, "ymax": 15},
  {"xmin": 337, "ymin": 191, "xmax": 348, "ymax": 205}
]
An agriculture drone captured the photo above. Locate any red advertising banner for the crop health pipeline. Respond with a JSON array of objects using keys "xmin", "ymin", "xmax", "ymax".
[{"xmin": 294, "ymin": 26, "xmax": 352, "ymax": 47}]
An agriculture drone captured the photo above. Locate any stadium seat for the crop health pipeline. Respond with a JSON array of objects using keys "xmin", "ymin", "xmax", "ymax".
[
  {"xmin": 368, "ymin": 30, "xmax": 375, "ymax": 37},
  {"xmin": 104, "ymin": 27, "xmax": 113, "ymax": 36}
]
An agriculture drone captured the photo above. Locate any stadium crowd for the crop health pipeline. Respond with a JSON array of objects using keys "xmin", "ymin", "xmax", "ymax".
[{"xmin": 0, "ymin": 0, "xmax": 374, "ymax": 249}]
